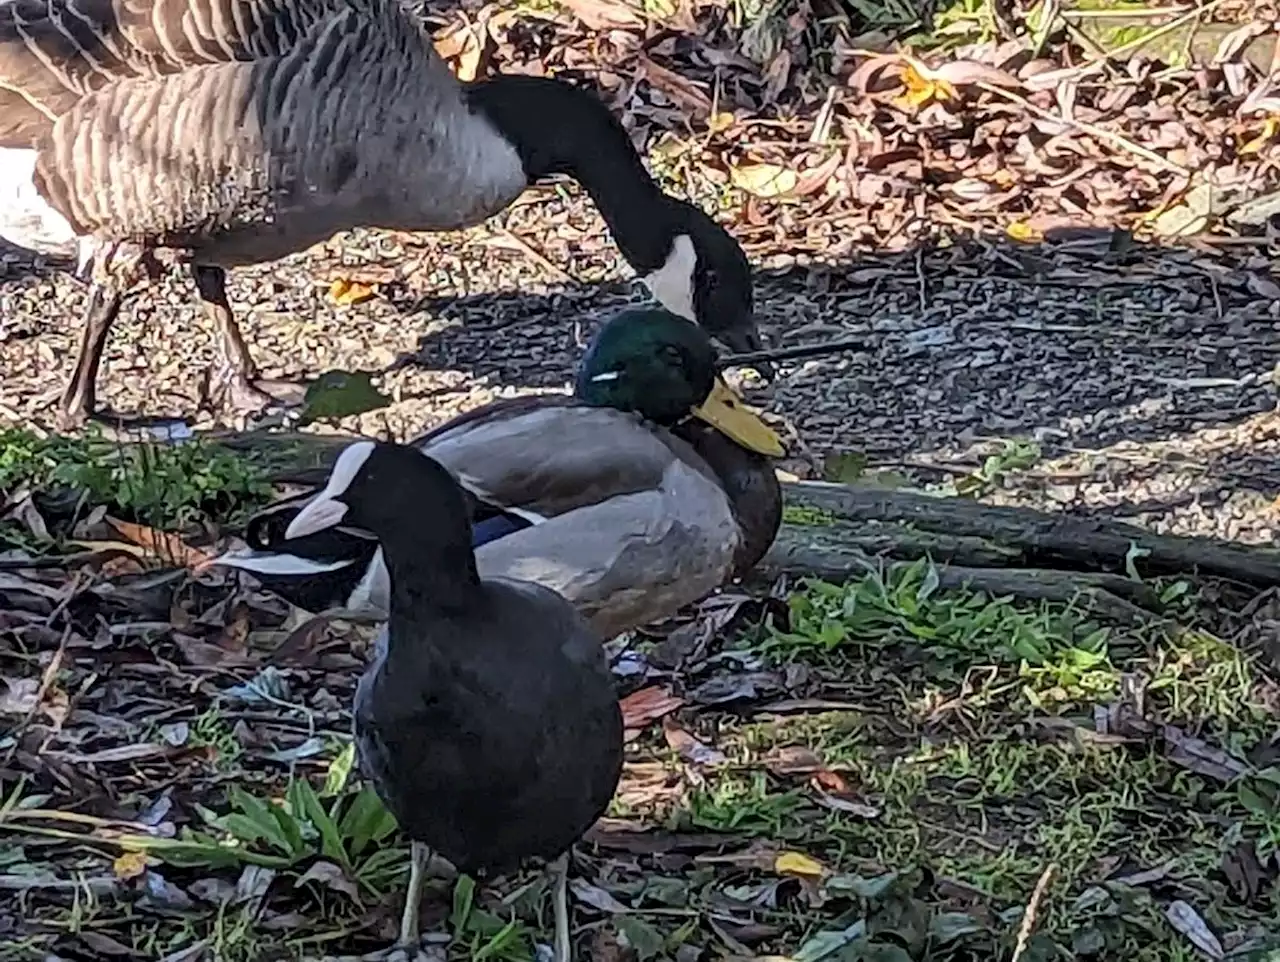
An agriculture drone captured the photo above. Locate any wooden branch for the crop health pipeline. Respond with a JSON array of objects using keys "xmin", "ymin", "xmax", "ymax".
[
  {"xmin": 780, "ymin": 481, "xmax": 1280, "ymax": 587},
  {"xmin": 761, "ymin": 517, "xmax": 1167, "ymax": 625},
  {"xmin": 188, "ymin": 430, "xmax": 1280, "ymax": 621}
]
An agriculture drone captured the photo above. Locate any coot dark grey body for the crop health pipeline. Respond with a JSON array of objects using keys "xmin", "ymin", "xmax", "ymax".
[
  {"xmin": 284, "ymin": 439, "xmax": 623, "ymax": 958},
  {"xmin": 354, "ymin": 576, "xmax": 623, "ymax": 875}
]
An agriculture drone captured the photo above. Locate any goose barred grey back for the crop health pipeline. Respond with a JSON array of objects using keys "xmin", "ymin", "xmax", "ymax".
[
  {"xmin": 0, "ymin": 0, "xmax": 767, "ymax": 430},
  {"xmin": 0, "ymin": 0, "xmax": 336, "ymax": 145},
  {"xmin": 33, "ymin": 3, "xmax": 525, "ymax": 263},
  {"xmin": 8, "ymin": 0, "xmax": 524, "ymax": 262}
]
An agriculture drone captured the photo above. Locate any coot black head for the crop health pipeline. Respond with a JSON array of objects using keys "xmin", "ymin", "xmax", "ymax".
[{"xmin": 285, "ymin": 441, "xmax": 481, "ymax": 611}]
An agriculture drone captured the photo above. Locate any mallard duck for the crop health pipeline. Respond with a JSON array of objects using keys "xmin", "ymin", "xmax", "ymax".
[
  {"xmin": 284, "ymin": 439, "xmax": 623, "ymax": 960},
  {"xmin": 211, "ymin": 307, "xmax": 785, "ymax": 638},
  {"xmin": 0, "ymin": 0, "xmax": 767, "ymax": 429}
]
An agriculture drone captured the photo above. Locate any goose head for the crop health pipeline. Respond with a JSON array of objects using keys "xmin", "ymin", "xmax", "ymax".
[
  {"xmin": 640, "ymin": 199, "xmax": 771, "ymax": 378},
  {"xmin": 463, "ymin": 75, "xmax": 771, "ymax": 377}
]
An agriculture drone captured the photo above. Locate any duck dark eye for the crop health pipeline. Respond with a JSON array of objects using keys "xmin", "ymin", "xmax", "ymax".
[{"xmin": 659, "ymin": 344, "xmax": 685, "ymax": 365}]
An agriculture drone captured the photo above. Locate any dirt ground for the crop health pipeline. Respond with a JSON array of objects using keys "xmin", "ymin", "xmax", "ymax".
[{"xmin": 2, "ymin": 0, "xmax": 1280, "ymax": 960}]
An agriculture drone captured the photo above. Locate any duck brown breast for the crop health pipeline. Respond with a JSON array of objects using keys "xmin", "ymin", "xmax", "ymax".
[{"xmin": 28, "ymin": 2, "xmax": 526, "ymax": 262}]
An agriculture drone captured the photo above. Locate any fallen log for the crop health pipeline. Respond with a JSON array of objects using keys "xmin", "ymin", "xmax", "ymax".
[
  {"xmin": 774, "ymin": 481, "xmax": 1280, "ymax": 587},
  {"xmin": 196, "ymin": 429, "xmax": 1280, "ymax": 623}
]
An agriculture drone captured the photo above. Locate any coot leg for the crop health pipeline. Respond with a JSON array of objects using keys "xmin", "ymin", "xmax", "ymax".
[
  {"xmin": 551, "ymin": 851, "xmax": 571, "ymax": 962},
  {"xmin": 398, "ymin": 840, "xmax": 432, "ymax": 947}
]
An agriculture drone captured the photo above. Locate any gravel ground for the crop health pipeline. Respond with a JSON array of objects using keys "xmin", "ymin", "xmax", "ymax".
[{"xmin": 4, "ymin": 185, "xmax": 1280, "ymax": 547}]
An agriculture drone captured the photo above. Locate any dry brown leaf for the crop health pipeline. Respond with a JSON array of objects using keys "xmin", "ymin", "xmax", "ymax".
[
  {"xmin": 1006, "ymin": 220, "xmax": 1043, "ymax": 243},
  {"xmin": 792, "ymin": 151, "xmax": 843, "ymax": 197},
  {"xmin": 105, "ymin": 518, "xmax": 214, "ymax": 568},
  {"xmin": 762, "ymin": 745, "xmax": 827, "ymax": 776},
  {"xmin": 1239, "ymin": 115, "xmax": 1279, "ymax": 156},
  {"xmin": 619, "ymin": 685, "xmax": 685, "ymax": 737},
  {"xmin": 297, "ymin": 861, "xmax": 360, "ymax": 902},
  {"xmin": 846, "ymin": 53, "xmax": 902, "ymax": 96},
  {"xmin": 774, "ymin": 850, "xmax": 825, "ymax": 877},
  {"xmin": 730, "ymin": 162, "xmax": 798, "ymax": 199},
  {"xmin": 113, "ymin": 851, "xmax": 149, "ymax": 880},
  {"xmin": 661, "ymin": 716, "xmax": 726, "ymax": 765},
  {"xmin": 639, "ymin": 56, "xmax": 712, "ymax": 114},
  {"xmin": 893, "ymin": 60, "xmax": 956, "ymax": 112},
  {"xmin": 172, "ymin": 633, "xmax": 252, "ymax": 668},
  {"xmin": 556, "ymin": 0, "xmax": 645, "ymax": 30},
  {"xmin": 433, "ymin": 20, "xmax": 487, "ymax": 83},
  {"xmin": 932, "ymin": 60, "xmax": 1022, "ymax": 90}
]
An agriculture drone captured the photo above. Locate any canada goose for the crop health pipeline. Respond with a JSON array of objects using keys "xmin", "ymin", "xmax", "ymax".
[
  {"xmin": 286, "ymin": 439, "xmax": 624, "ymax": 960},
  {"xmin": 0, "ymin": 0, "xmax": 768, "ymax": 429}
]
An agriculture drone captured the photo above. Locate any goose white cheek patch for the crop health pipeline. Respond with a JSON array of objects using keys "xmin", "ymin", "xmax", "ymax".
[{"xmin": 642, "ymin": 233, "xmax": 696, "ymax": 322}]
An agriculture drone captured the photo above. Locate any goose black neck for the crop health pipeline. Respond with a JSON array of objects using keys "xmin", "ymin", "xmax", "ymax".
[{"xmin": 465, "ymin": 74, "xmax": 677, "ymax": 272}]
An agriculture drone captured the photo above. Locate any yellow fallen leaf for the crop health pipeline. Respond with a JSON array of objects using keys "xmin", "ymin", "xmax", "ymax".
[
  {"xmin": 1006, "ymin": 221, "xmax": 1043, "ymax": 243},
  {"xmin": 730, "ymin": 162, "xmax": 799, "ymax": 199},
  {"xmin": 774, "ymin": 850, "xmax": 826, "ymax": 877},
  {"xmin": 328, "ymin": 278, "xmax": 375, "ymax": 306},
  {"xmin": 113, "ymin": 851, "xmax": 148, "ymax": 880},
  {"xmin": 1240, "ymin": 115, "xmax": 1279, "ymax": 156},
  {"xmin": 893, "ymin": 60, "xmax": 957, "ymax": 112},
  {"xmin": 990, "ymin": 168, "xmax": 1016, "ymax": 189},
  {"xmin": 708, "ymin": 111, "xmax": 737, "ymax": 134}
]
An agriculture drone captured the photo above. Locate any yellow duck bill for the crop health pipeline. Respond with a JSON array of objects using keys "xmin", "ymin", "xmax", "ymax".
[{"xmin": 691, "ymin": 376, "xmax": 786, "ymax": 457}]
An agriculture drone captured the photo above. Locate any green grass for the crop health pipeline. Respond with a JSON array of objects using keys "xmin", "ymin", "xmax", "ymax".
[
  {"xmin": 604, "ymin": 566, "xmax": 1279, "ymax": 959},
  {"xmin": 3, "ymin": 450, "xmax": 1277, "ymax": 960},
  {"xmin": 0, "ymin": 426, "xmax": 272, "ymax": 534}
]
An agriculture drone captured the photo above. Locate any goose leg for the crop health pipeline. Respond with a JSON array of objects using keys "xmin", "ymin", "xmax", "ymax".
[
  {"xmin": 398, "ymin": 840, "xmax": 432, "ymax": 948},
  {"xmin": 56, "ymin": 283, "xmax": 123, "ymax": 431},
  {"xmin": 550, "ymin": 851, "xmax": 572, "ymax": 962},
  {"xmin": 193, "ymin": 265, "xmax": 306, "ymax": 413}
]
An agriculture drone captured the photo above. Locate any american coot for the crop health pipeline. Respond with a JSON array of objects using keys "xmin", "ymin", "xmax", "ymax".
[
  {"xmin": 0, "ymin": 0, "xmax": 766, "ymax": 429},
  {"xmin": 283, "ymin": 439, "xmax": 624, "ymax": 960},
  {"xmin": 212, "ymin": 308, "xmax": 784, "ymax": 637}
]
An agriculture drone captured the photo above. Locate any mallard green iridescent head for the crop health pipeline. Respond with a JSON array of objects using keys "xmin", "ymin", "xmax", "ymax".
[{"xmin": 574, "ymin": 307, "xmax": 785, "ymax": 457}]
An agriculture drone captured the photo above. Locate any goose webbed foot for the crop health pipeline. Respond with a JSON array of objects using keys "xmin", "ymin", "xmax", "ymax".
[
  {"xmin": 219, "ymin": 374, "xmax": 308, "ymax": 414},
  {"xmin": 193, "ymin": 264, "xmax": 307, "ymax": 416}
]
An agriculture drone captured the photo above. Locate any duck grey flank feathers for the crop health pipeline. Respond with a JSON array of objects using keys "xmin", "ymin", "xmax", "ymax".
[
  {"xmin": 0, "ymin": 0, "xmax": 767, "ymax": 428},
  {"xmin": 285, "ymin": 439, "xmax": 624, "ymax": 960},
  {"xmin": 212, "ymin": 307, "xmax": 785, "ymax": 637}
]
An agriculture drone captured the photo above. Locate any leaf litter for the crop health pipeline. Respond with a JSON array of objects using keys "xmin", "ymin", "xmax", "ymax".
[{"xmin": 2, "ymin": 0, "xmax": 1280, "ymax": 958}]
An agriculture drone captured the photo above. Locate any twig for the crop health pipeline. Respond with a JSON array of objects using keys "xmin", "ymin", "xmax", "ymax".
[
  {"xmin": 0, "ymin": 622, "xmax": 71, "ymax": 768},
  {"xmin": 976, "ymin": 81, "xmax": 1191, "ymax": 176},
  {"xmin": 1012, "ymin": 863, "xmax": 1057, "ymax": 962},
  {"xmin": 486, "ymin": 228, "xmax": 574, "ymax": 283},
  {"xmin": 1070, "ymin": 0, "xmax": 1226, "ymax": 64},
  {"xmin": 720, "ymin": 337, "xmax": 871, "ymax": 369}
]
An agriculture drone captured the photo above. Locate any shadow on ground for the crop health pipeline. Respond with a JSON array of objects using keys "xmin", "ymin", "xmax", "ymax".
[{"xmin": 396, "ymin": 228, "xmax": 1280, "ymax": 456}]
